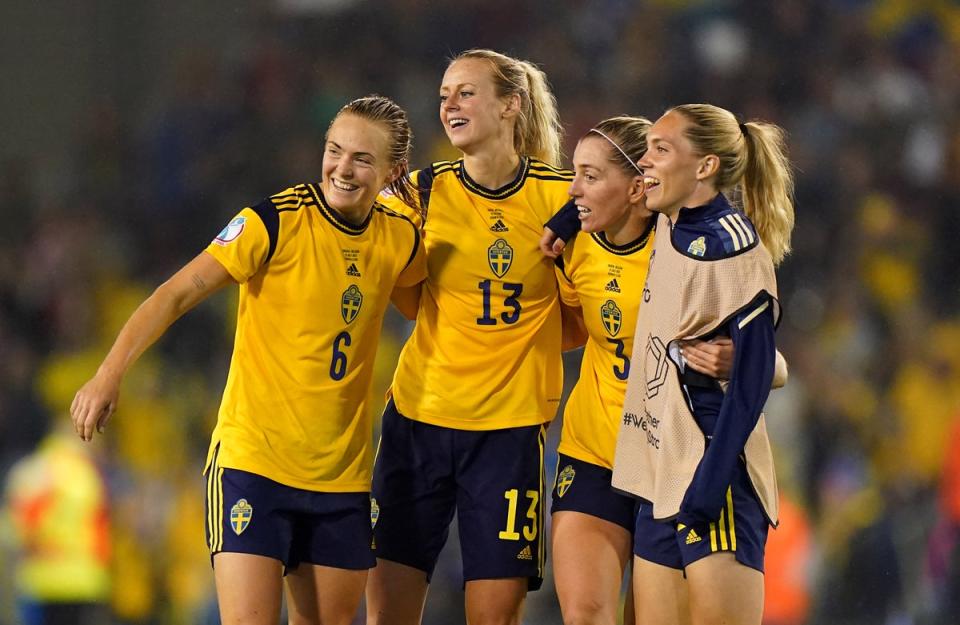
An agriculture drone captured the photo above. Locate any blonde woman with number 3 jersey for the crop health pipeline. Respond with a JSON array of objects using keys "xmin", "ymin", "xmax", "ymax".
[
  {"xmin": 71, "ymin": 96, "xmax": 426, "ymax": 625},
  {"xmin": 367, "ymin": 49, "xmax": 573, "ymax": 625}
]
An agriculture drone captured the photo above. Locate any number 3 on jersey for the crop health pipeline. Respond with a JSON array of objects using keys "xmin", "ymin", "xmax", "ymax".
[{"xmin": 606, "ymin": 338, "xmax": 630, "ymax": 380}]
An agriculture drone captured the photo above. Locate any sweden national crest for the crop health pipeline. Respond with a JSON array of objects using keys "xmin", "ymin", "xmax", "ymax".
[
  {"xmin": 556, "ymin": 465, "xmax": 576, "ymax": 498},
  {"xmin": 341, "ymin": 285, "xmax": 363, "ymax": 324},
  {"xmin": 370, "ymin": 497, "xmax": 380, "ymax": 529},
  {"xmin": 601, "ymin": 300, "xmax": 622, "ymax": 337},
  {"xmin": 230, "ymin": 498, "xmax": 253, "ymax": 535},
  {"xmin": 487, "ymin": 239, "xmax": 514, "ymax": 278},
  {"xmin": 687, "ymin": 236, "xmax": 706, "ymax": 257}
]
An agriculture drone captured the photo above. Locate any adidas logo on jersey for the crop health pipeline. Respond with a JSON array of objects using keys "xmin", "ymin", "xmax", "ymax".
[
  {"xmin": 346, "ymin": 263, "xmax": 361, "ymax": 277},
  {"xmin": 685, "ymin": 529, "xmax": 702, "ymax": 545},
  {"xmin": 605, "ymin": 279, "xmax": 621, "ymax": 293},
  {"xmin": 490, "ymin": 219, "xmax": 509, "ymax": 232},
  {"xmin": 516, "ymin": 545, "xmax": 533, "ymax": 560}
]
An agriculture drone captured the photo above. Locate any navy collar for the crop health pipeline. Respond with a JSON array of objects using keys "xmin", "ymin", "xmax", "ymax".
[
  {"xmin": 675, "ymin": 193, "xmax": 734, "ymax": 225},
  {"xmin": 307, "ymin": 183, "xmax": 373, "ymax": 235},
  {"xmin": 457, "ymin": 157, "xmax": 530, "ymax": 200}
]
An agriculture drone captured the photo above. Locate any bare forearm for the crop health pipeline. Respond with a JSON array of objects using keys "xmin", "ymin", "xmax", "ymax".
[
  {"xmin": 73, "ymin": 252, "xmax": 233, "ymax": 441},
  {"xmin": 97, "ymin": 253, "xmax": 231, "ymax": 380},
  {"xmin": 96, "ymin": 283, "xmax": 191, "ymax": 380}
]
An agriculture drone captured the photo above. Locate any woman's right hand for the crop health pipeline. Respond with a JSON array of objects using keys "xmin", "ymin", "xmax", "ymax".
[
  {"xmin": 71, "ymin": 371, "xmax": 121, "ymax": 441},
  {"xmin": 539, "ymin": 226, "xmax": 566, "ymax": 258}
]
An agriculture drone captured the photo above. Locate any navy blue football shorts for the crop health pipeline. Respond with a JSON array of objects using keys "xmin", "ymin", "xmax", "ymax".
[
  {"xmin": 371, "ymin": 399, "xmax": 547, "ymax": 590},
  {"xmin": 632, "ymin": 460, "xmax": 769, "ymax": 572},
  {"xmin": 550, "ymin": 453, "xmax": 637, "ymax": 532},
  {"xmin": 204, "ymin": 447, "xmax": 375, "ymax": 571}
]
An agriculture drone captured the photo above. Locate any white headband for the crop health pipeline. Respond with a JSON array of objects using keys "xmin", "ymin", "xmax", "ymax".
[{"xmin": 588, "ymin": 128, "xmax": 643, "ymax": 175}]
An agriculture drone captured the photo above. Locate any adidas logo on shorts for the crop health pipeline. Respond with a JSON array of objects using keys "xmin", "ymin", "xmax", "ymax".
[
  {"xmin": 516, "ymin": 545, "xmax": 533, "ymax": 560},
  {"xmin": 685, "ymin": 529, "xmax": 702, "ymax": 545}
]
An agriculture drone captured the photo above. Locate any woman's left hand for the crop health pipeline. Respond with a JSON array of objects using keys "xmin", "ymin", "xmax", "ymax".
[{"xmin": 680, "ymin": 337, "xmax": 734, "ymax": 379}]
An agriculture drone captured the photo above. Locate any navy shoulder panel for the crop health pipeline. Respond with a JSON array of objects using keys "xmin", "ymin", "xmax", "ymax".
[
  {"xmin": 376, "ymin": 205, "xmax": 421, "ymax": 271},
  {"xmin": 250, "ymin": 198, "xmax": 280, "ymax": 263},
  {"xmin": 673, "ymin": 208, "xmax": 759, "ymax": 260},
  {"xmin": 415, "ymin": 162, "xmax": 456, "ymax": 219},
  {"xmin": 416, "ymin": 167, "xmax": 436, "ymax": 213}
]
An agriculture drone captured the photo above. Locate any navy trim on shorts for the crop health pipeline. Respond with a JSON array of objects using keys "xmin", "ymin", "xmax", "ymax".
[
  {"xmin": 550, "ymin": 453, "xmax": 636, "ymax": 532},
  {"xmin": 205, "ymin": 449, "xmax": 374, "ymax": 571}
]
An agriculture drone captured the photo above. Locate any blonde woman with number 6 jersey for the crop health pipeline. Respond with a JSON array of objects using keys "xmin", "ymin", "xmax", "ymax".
[
  {"xmin": 70, "ymin": 96, "xmax": 426, "ymax": 625},
  {"xmin": 368, "ymin": 49, "xmax": 573, "ymax": 625}
]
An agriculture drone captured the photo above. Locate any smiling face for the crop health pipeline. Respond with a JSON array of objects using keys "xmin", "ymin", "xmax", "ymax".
[
  {"xmin": 321, "ymin": 113, "xmax": 397, "ymax": 224},
  {"xmin": 569, "ymin": 135, "xmax": 645, "ymax": 234},
  {"xmin": 638, "ymin": 111, "xmax": 716, "ymax": 217},
  {"xmin": 439, "ymin": 58, "xmax": 515, "ymax": 155}
]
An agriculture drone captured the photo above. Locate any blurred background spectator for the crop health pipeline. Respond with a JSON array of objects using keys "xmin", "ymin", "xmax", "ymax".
[
  {"xmin": 2, "ymin": 424, "xmax": 111, "ymax": 625},
  {"xmin": 1, "ymin": 0, "xmax": 958, "ymax": 623}
]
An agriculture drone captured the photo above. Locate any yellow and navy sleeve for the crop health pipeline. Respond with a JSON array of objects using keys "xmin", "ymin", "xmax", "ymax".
[
  {"xmin": 393, "ymin": 210, "xmax": 427, "ymax": 287},
  {"xmin": 204, "ymin": 198, "xmax": 281, "ymax": 282},
  {"xmin": 678, "ymin": 294, "xmax": 777, "ymax": 526}
]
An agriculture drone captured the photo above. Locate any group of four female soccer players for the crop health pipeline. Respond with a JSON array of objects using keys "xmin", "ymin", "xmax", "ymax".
[{"xmin": 71, "ymin": 47, "xmax": 795, "ymax": 625}]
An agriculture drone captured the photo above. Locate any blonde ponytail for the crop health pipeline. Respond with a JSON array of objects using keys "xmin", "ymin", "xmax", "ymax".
[
  {"xmin": 740, "ymin": 121, "xmax": 794, "ymax": 265},
  {"xmin": 517, "ymin": 60, "xmax": 563, "ymax": 166}
]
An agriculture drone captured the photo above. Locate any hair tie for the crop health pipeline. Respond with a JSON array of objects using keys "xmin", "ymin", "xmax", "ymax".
[
  {"xmin": 739, "ymin": 122, "xmax": 749, "ymax": 136},
  {"xmin": 588, "ymin": 128, "xmax": 643, "ymax": 175}
]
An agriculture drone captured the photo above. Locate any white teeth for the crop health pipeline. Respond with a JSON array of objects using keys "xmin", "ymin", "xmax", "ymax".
[
  {"xmin": 644, "ymin": 176, "xmax": 661, "ymax": 189},
  {"xmin": 333, "ymin": 179, "xmax": 358, "ymax": 192},
  {"xmin": 577, "ymin": 205, "xmax": 592, "ymax": 215},
  {"xmin": 449, "ymin": 118, "xmax": 468, "ymax": 128}
]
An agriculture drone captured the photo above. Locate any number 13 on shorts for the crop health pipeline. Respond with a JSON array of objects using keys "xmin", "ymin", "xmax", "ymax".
[{"xmin": 498, "ymin": 489, "xmax": 539, "ymax": 541}]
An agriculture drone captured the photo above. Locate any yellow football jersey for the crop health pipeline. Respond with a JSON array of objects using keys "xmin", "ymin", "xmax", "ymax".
[
  {"xmin": 380, "ymin": 158, "xmax": 573, "ymax": 430},
  {"xmin": 204, "ymin": 184, "xmax": 426, "ymax": 491},
  {"xmin": 556, "ymin": 225, "xmax": 654, "ymax": 468}
]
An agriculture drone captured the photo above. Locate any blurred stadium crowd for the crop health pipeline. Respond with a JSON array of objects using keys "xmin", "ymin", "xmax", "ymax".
[{"xmin": 2, "ymin": 1, "xmax": 960, "ymax": 623}]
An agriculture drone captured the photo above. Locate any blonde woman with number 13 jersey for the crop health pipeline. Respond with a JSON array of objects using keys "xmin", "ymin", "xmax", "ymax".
[{"xmin": 368, "ymin": 49, "xmax": 573, "ymax": 625}]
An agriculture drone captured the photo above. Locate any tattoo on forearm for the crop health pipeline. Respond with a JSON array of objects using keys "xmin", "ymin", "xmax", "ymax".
[{"xmin": 192, "ymin": 274, "xmax": 206, "ymax": 290}]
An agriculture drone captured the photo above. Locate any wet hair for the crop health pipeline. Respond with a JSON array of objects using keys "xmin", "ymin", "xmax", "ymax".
[
  {"xmin": 451, "ymin": 49, "xmax": 563, "ymax": 166},
  {"xmin": 329, "ymin": 95, "xmax": 417, "ymax": 211},
  {"xmin": 587, "ymin": 116, "xmax": 652, "ymax": 176},
  {"xmin": 669, "ymin": 104, "xmax": 795, "ymax": 265}
]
